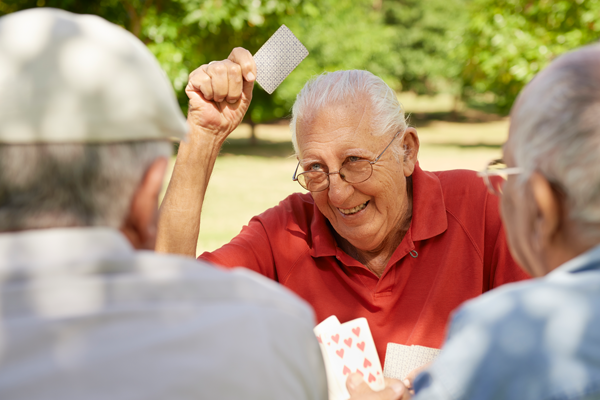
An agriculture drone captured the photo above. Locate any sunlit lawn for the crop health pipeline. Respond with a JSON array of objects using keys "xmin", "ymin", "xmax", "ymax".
[{"xmin": 161, "ymin": 93, "xmax": 510, "ymax": 256}]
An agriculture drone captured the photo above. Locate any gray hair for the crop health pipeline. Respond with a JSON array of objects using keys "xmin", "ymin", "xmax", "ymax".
[
  {"xmin": 0, "ymin": 141, "xmax": 171, "ymax": 232},
  {"xmin": 511, "ymin": 44, "xmax": 600, "ymax": 238},
  {"xmin": 290, "ymin": 70, "xmax": 408, "ymax": 159}
]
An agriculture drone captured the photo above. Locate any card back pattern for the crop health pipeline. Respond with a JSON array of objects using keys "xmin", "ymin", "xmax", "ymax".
[{"xmin": 253, "ymin": 24, "xmax": 309, "ymax": 94}]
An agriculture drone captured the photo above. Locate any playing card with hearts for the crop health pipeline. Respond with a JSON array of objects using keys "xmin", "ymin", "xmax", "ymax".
[
  {"xmin": 314, "ymin": 316, "xmax": 384, "ymax": 400},
  {"xmin": 314, "ymin": 316, "xmax": 346, "ymax": 400},
  {"xmin": 253, "ymin": 24, "xmax": 308, "ymax": 94}
]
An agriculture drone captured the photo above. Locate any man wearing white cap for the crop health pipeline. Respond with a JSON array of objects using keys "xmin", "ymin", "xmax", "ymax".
[{"xmin": 0, "ymin": 8, "xmax": 326, "ymax": 400}]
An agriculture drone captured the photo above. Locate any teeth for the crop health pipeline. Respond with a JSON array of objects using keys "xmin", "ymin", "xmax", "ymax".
[{"xmin": 339, "ymin": 201, "xmax": 368, "ymax": 215}]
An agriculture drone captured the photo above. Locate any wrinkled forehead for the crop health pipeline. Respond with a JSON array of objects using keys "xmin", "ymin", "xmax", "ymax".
[{"xmin": 296, "ymin": 100, "xmax": 374, "ymax": 141}]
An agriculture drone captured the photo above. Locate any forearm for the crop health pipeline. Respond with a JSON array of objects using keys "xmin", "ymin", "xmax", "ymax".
[{"xmin": 156, "ymin": 125, "xmax": 225, "ymax": 256}]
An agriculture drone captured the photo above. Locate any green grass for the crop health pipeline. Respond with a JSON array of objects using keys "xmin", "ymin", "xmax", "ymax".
[{"xmin": 161, "ymin": 94, "xmax": 510, "ymax": 255}]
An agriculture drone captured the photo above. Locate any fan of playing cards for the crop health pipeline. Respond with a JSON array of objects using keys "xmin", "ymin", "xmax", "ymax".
[
  {"xmin": 315, "ymin": 316, "xmax": 442, "ymax": 400},
  {"xmin": 314, "ymin": 316, "xmax": 385, "ymax": 400}
]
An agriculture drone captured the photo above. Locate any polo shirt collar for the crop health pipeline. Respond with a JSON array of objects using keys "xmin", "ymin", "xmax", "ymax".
[
  {"xmin": 410, "ymin": 163, "xmax": 448, "ymax": 241},
  {"xmin": 308, "ymin": 163, "xmax": 448, "ymax": 258}
]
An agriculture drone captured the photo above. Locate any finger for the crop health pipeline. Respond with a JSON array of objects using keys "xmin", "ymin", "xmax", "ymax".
[
  {"xmin": 187, "ymin": 66, "xmax": 213, "ymax": 101},
  {"xmin": 404, "ymin": 361, "xmax": 431, "ymax": 389},
  {"xmin": 346, "ymin": 373, "xmax": 407, "ymax": 400},
  {"xmin": 222, "ymin": 59, "xmax": 243, "ymax": 104},
  {"xmin": 228, "ymin": 47, "xmax": 256, "ymax": 82},
  {"xmin": 204, "ymin": 61, "xmax": 229, "ymax": 103}
]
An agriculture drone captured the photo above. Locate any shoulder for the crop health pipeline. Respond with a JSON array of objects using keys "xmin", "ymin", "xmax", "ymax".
[
  {"xmin": 127, "ymin": 251, "xmax": 317, "ymax": 324},
  {"xmin": 431, "ymin": 169, "xmax": 490, "ymax": 207},
  {"xmin": 430, "ymin": 168, "xmax": 501, "ymax": 234},
  {"xmin": 255, "ymin": 192, "xmax": 315, "ymax": 223},
  {"xmin": 420, "ymin": 274, "xmax": 600, "ymax": 399},
  {"xmin": 128, "ymin": 252, "xmax": 326, "ymax": 399}
]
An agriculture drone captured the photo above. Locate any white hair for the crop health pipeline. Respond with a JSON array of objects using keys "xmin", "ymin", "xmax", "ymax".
[
  {"xmin": 511, "ymin": 45, "xmax": 600, "ymax": 238},
  {"xmin": 290, "ymin": 70, "xmax": 408, "ymax": 159},
  {"xmin": 0, "ymin": 141, "xmax": 171, "ymax": 232}
]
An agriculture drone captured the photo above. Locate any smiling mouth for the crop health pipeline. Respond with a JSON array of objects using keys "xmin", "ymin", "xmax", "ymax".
[{"xmin": 338, "ymin": 201, "xmax": 369, "ymax": 215}]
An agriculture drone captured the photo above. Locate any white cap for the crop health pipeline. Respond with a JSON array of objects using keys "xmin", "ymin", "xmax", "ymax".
[{"xmin": 0, "ymin": 8, "xmax": 188, "ymax": 143}]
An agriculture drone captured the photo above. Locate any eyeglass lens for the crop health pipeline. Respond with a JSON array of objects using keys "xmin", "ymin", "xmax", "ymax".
[{"xmin": 297, "ymin": 160, "xmax": 374, "ymax": 191}]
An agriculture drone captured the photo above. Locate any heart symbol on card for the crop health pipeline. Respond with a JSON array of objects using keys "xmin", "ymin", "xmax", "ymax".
[
  {"xmin": 368, "ymin": 373, "xmax": 376, "ymax": 383},
  {"xmin": 332, "ymin": 334, "xmax": 339, "ymax": 344},
  {"xmin": 352, "ymin": 327, "xmax": 361, "ymax": 337},
  {"xmin": 336, "ymin": 348, "xmax": 344, "ymax": 358},
  {"xmin": 357, "ymin": 341, "xmax": 365, "ymax": 351},
  {"xmin": 356, "ymin": 369, "xmax": 364, "ymax": 377},
  {"xmin": 344, "ymin": 337, "xmax": 353, "ymax": 347},
  {"xmin": 317, "ymin": 335, "xmax": 322, "ymax": 343},
  {"xmin": 363, "ymin": 358, "xmax": 372, "ymax": 368},
  {"xmin": 343, "ymin": 365, "xmax": 351, "ymax": 376}
]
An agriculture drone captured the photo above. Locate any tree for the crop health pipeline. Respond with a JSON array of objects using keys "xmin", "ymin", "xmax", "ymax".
[
  {"xmin": 461, "ymin": 0, "xmax": 600, "ymax": 114},
  {"xmin": 382, "ymin": 0, "xmax": 468, "ymax": 96}
]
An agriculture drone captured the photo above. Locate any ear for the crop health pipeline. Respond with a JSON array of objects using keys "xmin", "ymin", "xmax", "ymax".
[
  {"xmin": 120, "ymin": 157, "xmax": 169, "ymax": 250},
  {"xmin": 402, "ymin": 127, "xmax": 420, "ymax": 177},
  {"xmin": 529, "ymin": 171, "xmax": 562, "ymax": 254}
]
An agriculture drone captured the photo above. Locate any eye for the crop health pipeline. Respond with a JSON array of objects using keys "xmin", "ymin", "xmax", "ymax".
[
  {"xmin": 347, "ymin": 156, "xmax": 362, "ymax": 163},
  {"xmin": 308, "ymin": 163, "xmax": 324, "ymax": 171}
]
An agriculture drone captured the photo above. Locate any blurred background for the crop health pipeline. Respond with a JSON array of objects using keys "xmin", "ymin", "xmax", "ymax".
[{"xmin": 2, "ymin": 0, "xmax": 598, "ymax": 253}]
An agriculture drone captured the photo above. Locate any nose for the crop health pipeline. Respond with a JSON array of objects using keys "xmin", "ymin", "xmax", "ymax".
[{"xmin": 327, "ymin": 173, "xmax": 354, "ymax": 206}]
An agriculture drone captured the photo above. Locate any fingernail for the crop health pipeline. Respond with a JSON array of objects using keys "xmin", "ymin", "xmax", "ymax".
[
  {"xmin": 247, "ymin": 72, "xmax": 255, "ymax": 81},
  {"xmin": 227, "ymin": 99, "xmax": 237, "ymax": 104},
  {"xmin": 403, "ymin": 379, "xmax": 411, "ymax": 388},
  {"xmin": 347, "ymin": 373, "xmax": 363, "ymax": 390},
  {"xmin": 390, "ymin": 382, "xmax": 405, "ymax": 395}
]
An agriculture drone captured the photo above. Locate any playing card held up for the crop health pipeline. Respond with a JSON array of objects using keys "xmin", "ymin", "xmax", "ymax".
[{"xmin": 253, "ymin": 24, "xmax": 309, "ymax": 94}]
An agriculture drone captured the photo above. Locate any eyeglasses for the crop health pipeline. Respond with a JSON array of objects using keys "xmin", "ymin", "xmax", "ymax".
[
  {"xmin": 477, "ymin": 159, "xmax": 522, "ymax": 196},
  {"xmin": 292, "ymin": 131, "xmax": 402, "ymax": 192}
]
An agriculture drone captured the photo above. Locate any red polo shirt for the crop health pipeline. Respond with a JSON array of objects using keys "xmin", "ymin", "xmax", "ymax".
[{"xmin": 199, "ymin": 164, "xmax": 529, "ymax": 363}]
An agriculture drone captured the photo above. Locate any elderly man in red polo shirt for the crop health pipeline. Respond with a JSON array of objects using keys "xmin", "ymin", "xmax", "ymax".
[{"xmin": 157, "ymin": 48, "xmax": 529, "ymax": 364}]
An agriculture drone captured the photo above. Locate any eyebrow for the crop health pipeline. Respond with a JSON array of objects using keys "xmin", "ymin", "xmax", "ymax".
[{"xmin": 298, "ymin": 148, "xmax": 374, "ymax": 167}]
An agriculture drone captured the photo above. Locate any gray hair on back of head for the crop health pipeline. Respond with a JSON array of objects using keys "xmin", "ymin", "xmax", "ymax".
[
  {"xmin": 511, "ymin": 44, "xmax": 600, "ymax": 239},
  {"xmin": 290, "ymin": 70, "xmax": 408, "ymax": 158},
  {"xmin": 0, "ymin": 141, "xmax": 171, "ymax": 232}
]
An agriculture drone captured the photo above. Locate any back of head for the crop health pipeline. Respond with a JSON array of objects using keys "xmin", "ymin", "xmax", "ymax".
[
  {"xmin": 0, "ymin": 8, "xmax": 187, "ymax": 232},
  {"xmin": 290, "ymin": 70, "xmax": 407, "ymax": 156},
  {"xmin": 510, "ymin": 44, "xmax": 600, "ymax": 240}
]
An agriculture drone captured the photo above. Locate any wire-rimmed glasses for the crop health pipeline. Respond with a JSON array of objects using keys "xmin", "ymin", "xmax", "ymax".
[
  {"xmin": 293, "ymin": 131, "xmax": 402, "ymax": 192},
  {"xmin": 477, "ymin": 159, "xmax": 522, "ymax": 196}
]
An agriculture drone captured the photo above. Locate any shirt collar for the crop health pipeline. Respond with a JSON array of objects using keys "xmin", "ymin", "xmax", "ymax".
[
  {"xmin": 548, "ymin": 243, "xmax": 600, "ymax": 276},
  {"xmin": 308, "ymin": 163, "xmax": 448, "ymax": 257},
  {"xmin": 0, "ymin": 227, "xmax": 134, "ymax": 273},
  {"xmin": 410, "ymin": 163, "xmax": 448, "ymax": 241}
]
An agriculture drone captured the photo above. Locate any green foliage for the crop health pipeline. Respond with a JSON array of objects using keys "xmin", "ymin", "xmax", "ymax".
[
  {"xmin": 461, "ymin": 0, "xmax": 600, "ymax": 114},
  {"xmin": 9, "ymin": 0, "xmax": 595, "ymax": 122},
  {"xmin": 141, "ymin": 0, "xmax": 305, "ymax": 125},
  {"xmin": 382, "ymin": 0, "xmax": 468, "ymax": 94}
]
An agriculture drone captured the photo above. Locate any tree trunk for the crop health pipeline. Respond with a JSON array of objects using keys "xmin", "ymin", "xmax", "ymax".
[
  {"xmin": 120, "ymin": 0, "xmax": 152, "ymax": 38},
  {"xmin": 249, "ymin": 120, "xmax": 257, "ymax": 146}
]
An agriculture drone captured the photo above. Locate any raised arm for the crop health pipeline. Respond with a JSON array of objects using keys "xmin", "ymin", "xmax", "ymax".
[{"xmin": 156, "ymin": 48, "xmax": 256, "ymax": 256}]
